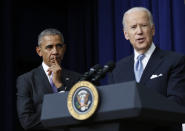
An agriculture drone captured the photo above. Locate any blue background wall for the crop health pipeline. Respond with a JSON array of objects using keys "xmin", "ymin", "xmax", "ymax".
[{"xmin": 98, "ymin": 0, "xmax": 185, "ymax": 65}]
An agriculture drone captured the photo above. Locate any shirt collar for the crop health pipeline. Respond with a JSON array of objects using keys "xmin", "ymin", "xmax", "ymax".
[
  {"xmin": 134, "ymin": 42, "xmax": 156, "ymax": 61},
  {"xmin": 42, "ymin": 62, "xmax": 50, "ymax": 77}
]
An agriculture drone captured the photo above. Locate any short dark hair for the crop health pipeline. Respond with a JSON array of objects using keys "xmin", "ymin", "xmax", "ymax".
[{"xmin": 38, "ymin": 28, "xmax": 64, "ymax": 46}]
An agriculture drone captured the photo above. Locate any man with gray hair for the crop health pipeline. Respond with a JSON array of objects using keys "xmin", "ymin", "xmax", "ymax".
[
  {"xmin": 16, "ymin": 28, "xmax": 81, "ymax": 130},
  {"xmin": 109, "ymin": 7, "xmax": 185, "ymax": 131}
]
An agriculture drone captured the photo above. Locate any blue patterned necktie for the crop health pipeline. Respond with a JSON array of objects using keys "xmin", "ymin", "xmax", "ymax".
[
  {"xmin": 49, "ymin": 73, "xmax": 58, "ymax": 93},
  {"xmin": 134, "ymin": 54, "xmax": 145, "ymax": 82}
]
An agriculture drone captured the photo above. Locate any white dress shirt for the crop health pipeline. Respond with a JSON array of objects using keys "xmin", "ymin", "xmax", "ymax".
[
  {"xmin": 42, "ymin": 62, "xmax": 52, "ymax": 84},
  {"xmin": 134, "ymin": 42, "xmax": 156, "ymax": 70}
]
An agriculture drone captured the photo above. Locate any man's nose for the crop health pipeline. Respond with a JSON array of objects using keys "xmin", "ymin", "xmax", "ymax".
[
  {"xmin": 136, "ymin": 26, "xmax": 143, "ymax": 34},
  {"xmin": 51, "ymin": 47, "xmax": 58, "ymax": 54}
]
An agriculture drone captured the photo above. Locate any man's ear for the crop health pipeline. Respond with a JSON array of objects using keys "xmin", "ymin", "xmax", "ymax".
[
  {"xmin": 124, "ymin": 29, "xmax": 129, "ymax": 40},
  {"xmin": 36, "ymin": 46, "xmax": 42, "ymax": 57}
]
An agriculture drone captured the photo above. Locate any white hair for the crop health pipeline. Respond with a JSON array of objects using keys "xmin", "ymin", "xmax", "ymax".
[{"xmin": 122, "ymin": 7, "xmax": 154, "ymax": 29}]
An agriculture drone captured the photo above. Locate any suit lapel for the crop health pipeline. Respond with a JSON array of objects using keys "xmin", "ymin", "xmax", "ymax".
[
  {"xmin": 127, "ymin": 55, "xmax": 135, "ymax": 80},
  {"xmin": 36, "ymin": 65, "xmax": 53, "ymax": 94},
  {"xmin": 61, "ymin": 68, "xmax": 75, "ymax": 91},
  {"xmin": 140, "ymin": 47, "xmax": 164, "ymax": 84},
  {"xmin": 118, "ymin": 54, "xmax": 135, "ymax": 82},
  {"xmin": 61, "ymin": 68, "xmax": 68, "ymax": 84}
]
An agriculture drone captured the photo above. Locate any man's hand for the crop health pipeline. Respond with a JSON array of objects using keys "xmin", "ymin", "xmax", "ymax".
[{"xmin": 47, "ymin": 57, "xmax": 63, "ymax": 88}]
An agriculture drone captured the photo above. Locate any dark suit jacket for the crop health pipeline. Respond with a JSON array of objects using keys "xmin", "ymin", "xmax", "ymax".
[
  {"xmin": 16, "ymin": 65, "xmax": 81, "ymax": 130},
  {"xmin": 109, "ymin": 47, "xmax": 185, "ymax": 106},
  {"xmin": 109, "ymin": 47, "xmax": 185, "ymax": 131}
]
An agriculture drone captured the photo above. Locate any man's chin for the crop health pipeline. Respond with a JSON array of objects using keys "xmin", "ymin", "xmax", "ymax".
[{"xmin": 136, "ymin": 45, "xmax": 150, "ymax": 53}]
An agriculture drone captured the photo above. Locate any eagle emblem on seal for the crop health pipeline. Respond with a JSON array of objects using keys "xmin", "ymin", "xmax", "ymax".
[
  {"xmin": 76, "ymin": 90, "xmax": 91, "ymax": 111},
  {"xmin": 67, "ymin": 81, "xmax": 99, "ymax": 120}
]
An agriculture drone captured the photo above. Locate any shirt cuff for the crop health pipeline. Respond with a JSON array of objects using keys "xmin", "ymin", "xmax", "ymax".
[{"xmin": 57, "ymin": 86, "xmax": 65, "ymax": 92}]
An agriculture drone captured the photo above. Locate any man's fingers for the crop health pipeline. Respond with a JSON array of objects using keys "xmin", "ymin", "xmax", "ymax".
[
  {"xmin": 54, "ymin": 56, "xmax": 60, "ymax": 65},
  {"xmin": 47, "ymin": 69, "xmax": 52, "ymax": 76},
  {"xmin": 48, "ymin": 65, "xmax": 60, "ymax": 73},
  {"xmin": 48, "ymin": 57, "xmax": 62, "ymax": 76}
]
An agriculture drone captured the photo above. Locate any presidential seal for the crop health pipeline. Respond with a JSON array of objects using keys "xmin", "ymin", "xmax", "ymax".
[{"xmin": 67, "ymin": 81, "xmax": 99, "ymax": 120}]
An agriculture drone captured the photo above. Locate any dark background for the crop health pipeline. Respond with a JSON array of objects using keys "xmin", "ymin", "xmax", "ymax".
[{"xmin": 1, "ymin": 0, "xmax": 185, "ymax": 130}]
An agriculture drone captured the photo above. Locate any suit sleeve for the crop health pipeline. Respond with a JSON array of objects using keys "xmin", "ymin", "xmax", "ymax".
[
  {"xmin": 16, "ymin": 75, "xmax": 44, "ymax": 130},
  {"xmin": 167, "ymin": 56, "xmax": 185, "ymax": 106}
]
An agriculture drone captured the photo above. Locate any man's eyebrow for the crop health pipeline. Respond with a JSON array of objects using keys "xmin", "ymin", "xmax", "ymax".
[
  {"xmin": 56, "ymin": 43, "xmax": 65, "ymax": 45},
  {"xmin": 45, "ymin": 44, "xmax": 53, "ymax": 48},
  {"xmin": 56, "ymin": 43, "xmax": 65, "ymax": 46}
]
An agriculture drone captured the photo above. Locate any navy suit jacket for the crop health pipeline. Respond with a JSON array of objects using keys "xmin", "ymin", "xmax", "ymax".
[
  {"xmin": 109, "ymin": 47, "xmax": 185, "ymax": 106},
  {"xmin": 16, "ymin": 65, "xmax": 81, "ymax": 130}
]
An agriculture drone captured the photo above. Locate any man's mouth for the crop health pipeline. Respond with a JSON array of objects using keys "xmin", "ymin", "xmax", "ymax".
[
  {"xmin": 50, "ymin": 57, "xmax": 61, "ymax": 63},
  {"xmin": 136, "ymin": 38, "xmax": 145, "ymax": 43},
  {"xmin": 51, "ymin": 59, "xmax": 55, "ymax": 62},
  {"xmin": 50, "ymin": 57, "xmax": 57, "ymax": 62}
]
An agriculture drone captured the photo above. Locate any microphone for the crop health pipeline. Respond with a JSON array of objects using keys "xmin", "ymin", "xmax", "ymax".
[
  {"xmin": 91, "ymin": 61, "xmax": 115, "ymax": 82},
  {"xmin": 79, "ymin": 64, "xmax": 102, "ymax": 81}
]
